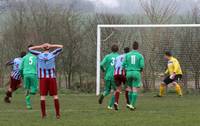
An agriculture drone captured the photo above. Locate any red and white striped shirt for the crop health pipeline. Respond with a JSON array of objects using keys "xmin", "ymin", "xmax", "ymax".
[{"xmin": 114, "ymin": 54, "xmax": 125, "ymax": 76}]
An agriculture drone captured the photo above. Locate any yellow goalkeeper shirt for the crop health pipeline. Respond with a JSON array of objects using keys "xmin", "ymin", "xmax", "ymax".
[{"xmin": 165, "ymin": 57, "xmax": 182, "ymax": 75}]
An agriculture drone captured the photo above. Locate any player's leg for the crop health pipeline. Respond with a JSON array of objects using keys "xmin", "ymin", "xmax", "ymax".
[
  {"xmin": 114, "ymin": 75, "xmax": 122, "ymax": 110},
  {"xmin": 126, "ymin": 85, "xmax": 133, "ymax": 109},
  {"xmin": 50, "ymin": 78, "xmax": 60, "ymax": 119},
  {"xmin": 27, "ymin": 75, "xmax": 39, "ymax": 109},
  {"xmin": 4, "ymin": 77, "xmax": 20, "ymax": 103},
  {"xmin": 4, "ymin": 86, "xmax": 12, "ymax": 103},
  {"xmin": 53, "ymin": 95, "xmax": 60, "ymax": 119},
  {"xmin": 107, "ymin": 80, "xmax": 116, "ymax": 109},
  {"xmin": 39, "ymin": 78, "xmax": 47, "ymax": 118},
  {"xmin": 172, "ymin": 75, "xmax": 182, "ymax": 96},
  {"xmin": 26, "ymin": 90, "xmax": 32, "ymax": 109},
  {"xmin": 173, "ymin": 82, "xmax": 182, "ymax": 96},
  {"xmin": 40, "ymin": 95, "xmax": 46, "ymax": 118},
  {"xmin": 98, "ymin": 80, "xmax": 111, "ymax": 104},
  {"xmin": 125, "ymin": 86, "xmax": 130, "ymax": 105},
  {"xmin": 155, "ymin": 76, "xmax": 171, "ymax": 97},
  {"xmin": 122, "ymin": 75, "xmax": 130, "ymax": 105},
  {"xmin": 23, "ymin": 76, "xmax": 32, "ymax": 109},
  {"xmin": 114, "ymin": 86, "xmax": 121, "ymax": 110},
  {"xmin": 30, "ymin": 74, "xmax": 38, "ymax": 95},
  {"xmin": 158, "ymin": 83, "xmax": 165, "ymax": 97},
  {"xmin": 123, "ymin": 84, "xmax": 131, "ymax": 109},
  {"xmin": 129, "ymin": 71, "xmax": 141, "ymax": 110},
  {"xmin": 129, "ymin": 87, "xmax": 139, "ymax": 110},
  {"xmin": 4, "ymin": 78, "xmax": 12, "ymax": 103},
  {"xmin": 103, "ymin": 80, "xmax": 111, "ymax": 96},
  {"xmin": 12, "ymin": 79, "xmax": 22, "ymax": 92},
  {"xmin": 107, "ymin": 94, "xmax": 115, "ymax": 110},
  {"xmin": 126, "ymin": 71, "xmax": 133, "ymax": 106}
]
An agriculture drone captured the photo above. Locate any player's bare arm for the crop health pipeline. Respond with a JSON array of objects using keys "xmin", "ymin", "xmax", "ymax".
[
  {"xmin": 29, "ymin": 45, "xmax": 44, "ymax": 50},
  {"xmin": 6, "ymin": 60, "xmax": 14, "ymax": 66},
  {"xmin": 29, "ymin": 43, "xmax": 50, "ymax": 50},
  {"xmin": 48, "ymin": 44, "xmax": 63, "ymax": 49}
]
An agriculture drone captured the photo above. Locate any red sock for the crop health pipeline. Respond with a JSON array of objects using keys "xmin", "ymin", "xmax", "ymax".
[
  {"xmin": 6, "ymin": 91, "xmax": 12, "ymax": 97},
  {"xmin": 54, "ymin": 99, "xmax": 60, "ymax": 117},
  {"xmin": 40, "ymin": 100, "xmax": 46, "ymax": 117},
  {"xmin": 115, "ymin": 91, "xmax": 120, "ymax": 104},
  {"xmin": 125, "ymin": 90, "xmax": 129, "ymax": 104}
]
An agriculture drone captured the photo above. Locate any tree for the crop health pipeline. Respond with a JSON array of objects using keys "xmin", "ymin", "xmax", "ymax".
[{"xmin": 139, "ymin": 0, "xmax": 177, "ymax": 90}]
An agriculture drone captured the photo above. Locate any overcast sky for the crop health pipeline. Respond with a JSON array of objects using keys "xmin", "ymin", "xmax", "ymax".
[
  {"xmin": 0, "ymin": 0, "xmax": 200, "ymax": 14},
  {"xmin": 85, "ymin": 0, "xmax": 200, "ymax": 14}
]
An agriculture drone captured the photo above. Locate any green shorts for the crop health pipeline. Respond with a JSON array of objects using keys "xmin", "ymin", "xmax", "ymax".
[
  {"xmin": 23, "ymin": 74, "xmax": 38, "ymax": 94},
  {"xmin": 104, "ymin": 80, "xmax": 116, "ymax": 92},
  {"xmin": 126, "ymin": 71, "xmax": 141, "ymax": 88}
]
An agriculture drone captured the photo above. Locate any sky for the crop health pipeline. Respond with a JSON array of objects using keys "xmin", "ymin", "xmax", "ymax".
[
  {"xmin": 86, "ymin": 0, "xmax": 141, "ymax": 14},
  {"xmin": 85, "ymin": 0, "xmax": 200, "ymax": 14},
  {"xmin": 87, "ymin": 0, "xmax": 120, "ymax": 8},
  {"xmin": 0, "ymin": 0, "xmax": 200, "ymax": 14}
]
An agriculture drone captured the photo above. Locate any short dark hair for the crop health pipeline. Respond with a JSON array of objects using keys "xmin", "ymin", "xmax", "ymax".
[
  {"xmin": 124, "ymin": 47, "xmax": 130, "ymax": 53},
  {"xmin": 111, "ymin": 44, "xmax": 119, "ymax": 52},
  {"xmin": 20, "ymin": 51, "xmax": 26, "ymax": 57},
  {"xmin": 133, "ymin": 41, "xmax": 139, "ymax": 50},
  {"xmin": 165, "ymin": 51, "xmax": 172, "ymax": 56},
  {"xmin": 28, "ymin": 44, "xmax": 34, "ymax": 48},
  {"xmin": 43, "ymin": 46, "xmax": 50, "ymax": 51}
]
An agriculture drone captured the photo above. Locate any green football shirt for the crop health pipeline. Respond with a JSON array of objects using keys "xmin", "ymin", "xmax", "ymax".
[
  {"xmin": 123, "ymin": 50, "xmax": 144, "ymax": 71},
  {"xmin": 20, "ymin": 52, "xmax": 37, "ymax": 75},
  {"xmin": 100, "ymin": 52, "xmax": 119, "ymax": 80}
]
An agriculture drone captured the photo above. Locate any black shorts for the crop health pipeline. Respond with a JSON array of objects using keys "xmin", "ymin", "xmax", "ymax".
[{"xmin": 163, "ymin": 74, "xmax": 182, "ymax": 85}]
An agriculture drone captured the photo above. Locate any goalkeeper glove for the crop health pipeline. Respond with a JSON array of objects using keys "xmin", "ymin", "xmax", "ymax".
[{"xmin": 169, "ymin": 73, "xmax": 176, "ymax": 79}]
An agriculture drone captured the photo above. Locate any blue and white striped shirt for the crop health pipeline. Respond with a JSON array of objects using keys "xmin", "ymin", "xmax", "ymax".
[
  {"xmin": 7, "ymin": 58, "xmax": 22, "ymax": 80},
  {"xmin": 29, "ymin": 48, "xmax": 62, "ymax": 78}
]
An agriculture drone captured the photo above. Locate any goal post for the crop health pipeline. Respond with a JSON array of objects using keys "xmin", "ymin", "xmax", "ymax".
[{"xmin": 96, "ymin": 24, "xmax": 200, "ymax": 96}]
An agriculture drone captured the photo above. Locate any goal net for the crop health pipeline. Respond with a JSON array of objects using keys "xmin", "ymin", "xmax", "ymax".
[{"xmin": 96, "ymin": 24, "xmax": 200, "ymax": 95}]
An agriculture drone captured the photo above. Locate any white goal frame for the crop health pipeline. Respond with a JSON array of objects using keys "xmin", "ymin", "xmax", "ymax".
[{"xmin": 96, "ymin": 24, "xmax": 200, "ymax": 96}]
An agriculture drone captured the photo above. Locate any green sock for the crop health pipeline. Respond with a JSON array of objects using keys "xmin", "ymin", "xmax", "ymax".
[
  {"xmin": 108, "ymin": 95, "xmax": 115, "ymax": 107},
  {"xmin": 128, "ymin": 92, "xmax": 132, "ymax": 105},
  {"xmin": 131, "ymin": 92, "xmax": 138, "ymax": 107},
  {"xmin": 103, "ymin": 90, "xmax": 110, "ymax": 97},
  {"xmin": 26, "ymin": 95, "xmax": 31, "ymax": 107}
]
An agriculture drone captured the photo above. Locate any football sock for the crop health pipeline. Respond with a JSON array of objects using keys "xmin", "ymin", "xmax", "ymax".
[
  {"xmin": 175, "ymin": 84, "xmax": 182, "ymax": 96},
  {"xmin": 6, "ymin": 91, "xmax": 12, "ymax": 98},
  {"xmin": 131, "ymin": 92, "xmax": 138, "ymax": 107},
  {"xmin": 115, "ymin": 91, "xmax": 120, "ymax": 104},
  {"xmin": 108, "ymin": 95, "xmax": 115, "ymax": 107},
  {"xmin": 54, "ymin": 99, "xmax": 60, "ymax": 117},
  {"xmin": 159, "ymin": 84, "xmax": 165, "ymax": 96},
  {"xmin": 125, "ymin": 90, "xmax": 129, "ymax": 104},
  {"xmin": 128, "ymin": 91, "xmax": 132, "ymax": 105},
  {"xmin": 103, "ymin": 90, "xmax": 110, "ymax": 97},
  {"xmin": 40, "ymin": 100, "xmax": 46, "ymax": 117},
  {"xmin": 26, "ymin": 95, "xmax": 31, "ymax": 107}
]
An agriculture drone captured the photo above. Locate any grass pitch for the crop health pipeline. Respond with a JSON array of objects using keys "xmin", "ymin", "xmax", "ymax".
[{"xmin": 0, "ymin": 89, "xmax": 200, "ymax": 126}]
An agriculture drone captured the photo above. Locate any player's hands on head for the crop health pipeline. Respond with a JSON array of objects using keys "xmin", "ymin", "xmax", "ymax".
[
  {"xmin": 42, "ymin": 43, "xmax": 49, "ymax": 47},
  {"xmin": 42, "ymin": 43, "xmax": 50, "ymax": 50}
]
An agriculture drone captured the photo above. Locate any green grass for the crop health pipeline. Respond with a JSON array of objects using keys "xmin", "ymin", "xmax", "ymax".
[{"xmin": 0, "ymin": 89, "xmax": 200, "ymax": 126}]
